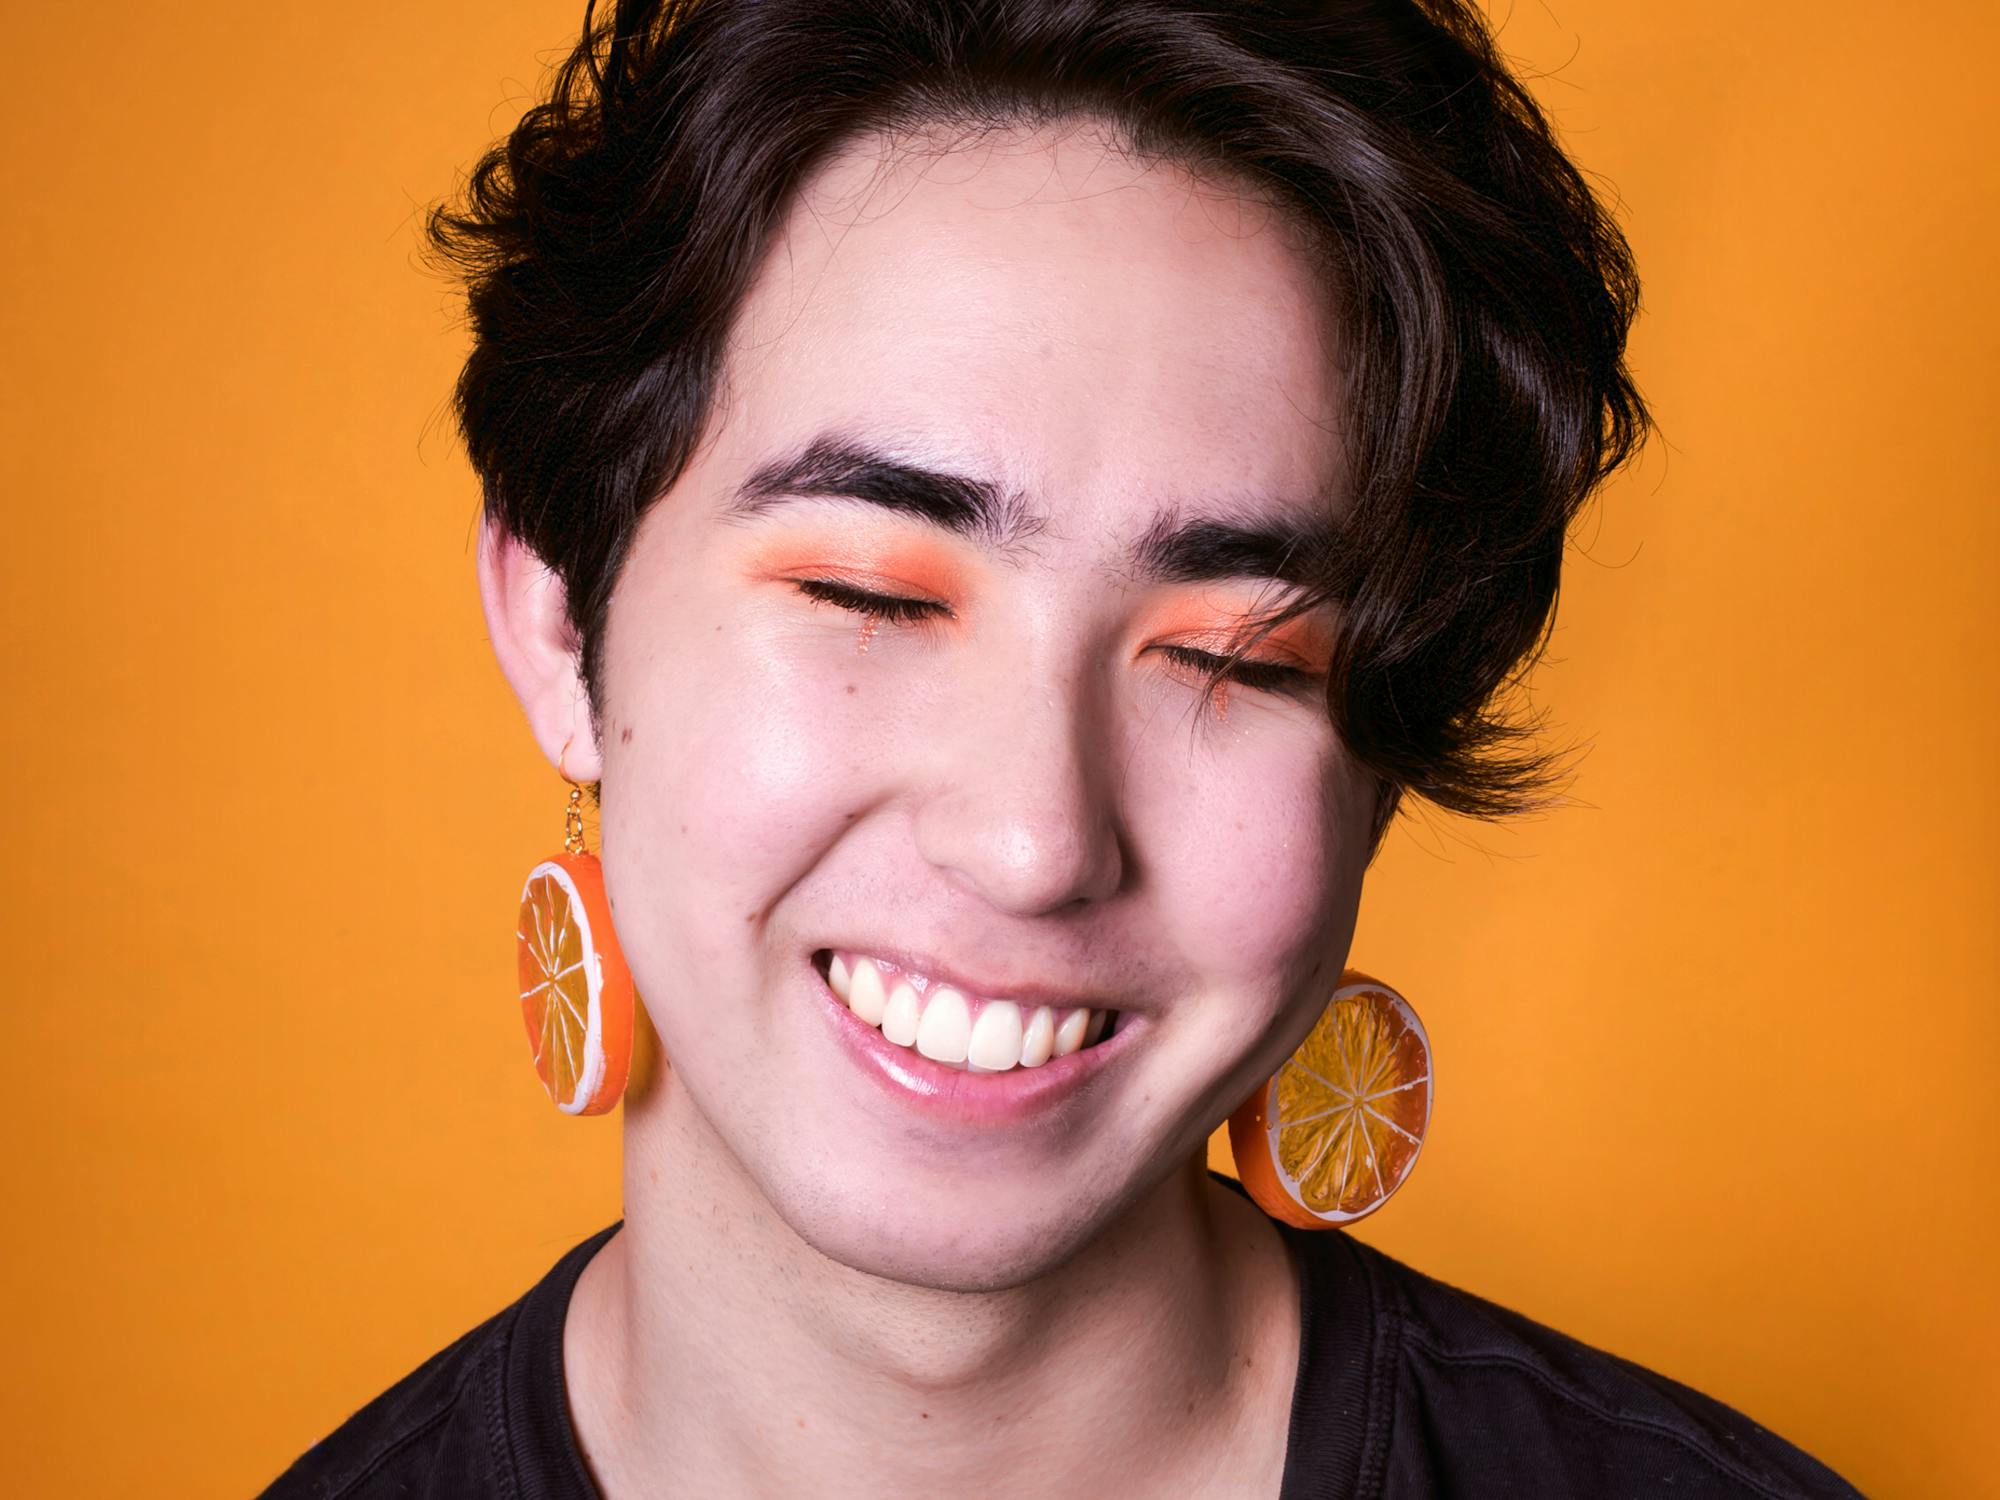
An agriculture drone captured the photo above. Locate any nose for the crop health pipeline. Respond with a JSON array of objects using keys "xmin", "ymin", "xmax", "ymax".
[{"xmin": 911, "ymin": 657, "xmax": 1127, "ymax": 916}]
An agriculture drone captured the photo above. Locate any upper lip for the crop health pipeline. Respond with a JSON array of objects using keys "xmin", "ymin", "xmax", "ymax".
[{"xmin": 818, "ymin": 942, "xmax": 1129, "ymax": 1013}]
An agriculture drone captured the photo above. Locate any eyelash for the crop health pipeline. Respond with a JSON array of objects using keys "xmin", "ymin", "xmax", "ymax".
[
  {"xmin": 792, "ymin": 577, "xmax": 952, "ymax": 626},
  {"xmin": 1155, "ymin": 644, "xmax": 1316, "ymax": 693},
  {"xmin": 790, "ymin": 578, "xmax": 1319, "ymax": 693}
]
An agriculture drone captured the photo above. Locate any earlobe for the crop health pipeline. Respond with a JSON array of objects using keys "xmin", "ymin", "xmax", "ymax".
[{"xmin": 475, "ymin": 513, "xmax": 603, "ymax": 780}]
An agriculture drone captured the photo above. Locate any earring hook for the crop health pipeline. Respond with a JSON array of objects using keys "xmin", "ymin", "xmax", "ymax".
[{"xmin": 558, "ymin": 733, "xmax": 588, "ymax": 856}]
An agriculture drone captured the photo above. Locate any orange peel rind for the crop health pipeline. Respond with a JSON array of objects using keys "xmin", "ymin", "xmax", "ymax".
[
  {"xmin": 516, "ymin": 853, "xmax": 634, "ymax": 1115},
  {"xmin": 1229, "ymin": 971, "xmax": 1432, "ymax": 1228}
]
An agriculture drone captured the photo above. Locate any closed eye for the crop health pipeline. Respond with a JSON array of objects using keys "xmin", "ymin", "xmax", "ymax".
[
  {"xmin": 793, "ymin": 579, "xmax": 1317, "ymax": 695},
  {"xmin": 791, "ymin": 577, "xmax": 953, "ymax": 624},
  {"xmin": 1154, "ymin": 643, "xmax": 1320, "ymax": 694}
]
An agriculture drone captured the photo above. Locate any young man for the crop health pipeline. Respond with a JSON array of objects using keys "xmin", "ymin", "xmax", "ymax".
[{"xmin": 265, "ymin": 3, "xmax": 1859, "ymax": 1495}]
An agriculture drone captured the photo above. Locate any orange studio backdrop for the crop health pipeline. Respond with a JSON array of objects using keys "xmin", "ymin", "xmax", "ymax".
[{"xmin": 2, "ymin": 3, "xmax": 1994, "ymax": 1495}]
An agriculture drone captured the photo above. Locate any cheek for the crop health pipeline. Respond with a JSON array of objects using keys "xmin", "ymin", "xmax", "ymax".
[
  {"xmin": 600, "ymin": 619, "xmax": 894, "ymax": 982},
  {"xmin": 1138, "ymin": 732, "xmax": 1369, "ymax": 990}
]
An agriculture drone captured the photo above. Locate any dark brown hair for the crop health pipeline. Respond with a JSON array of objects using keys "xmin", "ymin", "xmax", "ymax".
[{"xmin": 427, "ymin": 0, "xmax": 1648, "ymax": 835}]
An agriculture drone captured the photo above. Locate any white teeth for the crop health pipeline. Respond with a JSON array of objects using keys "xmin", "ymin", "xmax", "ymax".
[
  {"xmin": 881, "ymin": 980, "xmax": 922, "ymax": 1047},
  {"xmin": 1019, "ymin": 1005, "xmax": 1056, "ymax": 1067},
  {"xmin": 967, "ymin": 1000, "xmax": 1025, "ymax": 1072},
  {"xmin": 915, "ymin": 986, "xmax": 972, "ymax": 1064},
  {"xmin": 847, "ymin": 958, "xmax": 887, "ymax": 1026},
  {"xmin": 827, "ymin": 952, "xmax": 1114, "ymax": 1071}
]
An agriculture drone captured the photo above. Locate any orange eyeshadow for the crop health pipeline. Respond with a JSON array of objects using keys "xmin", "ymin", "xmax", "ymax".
[
  {"xmin": 1144, "ymin": 591, "xmax": 1335, "ymax": 671},
  {"xmin": 746, "ymin": 532, "xmax": 968, "ymax": 601}
]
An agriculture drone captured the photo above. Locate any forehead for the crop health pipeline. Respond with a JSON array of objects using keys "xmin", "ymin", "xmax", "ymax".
[{"xmin": 709, "ymin": 118, "xmax": 1347, "ymax": 535}]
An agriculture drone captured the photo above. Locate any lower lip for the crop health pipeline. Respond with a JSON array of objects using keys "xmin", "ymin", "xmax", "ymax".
[{"xmin": 813, "ymin": 963, "xmax": 1137, "ymax": 1125}]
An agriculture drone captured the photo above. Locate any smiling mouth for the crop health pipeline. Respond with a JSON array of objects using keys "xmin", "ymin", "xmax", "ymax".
[{"xmin": 813, "ymin": 949, "xmax": 1118, "ymax": 1073}]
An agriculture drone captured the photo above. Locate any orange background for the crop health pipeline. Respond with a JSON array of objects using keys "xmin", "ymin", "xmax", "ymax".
[{"xmin": 3, "ymin": 3, "xmax": 1994, "ymax": 1495}]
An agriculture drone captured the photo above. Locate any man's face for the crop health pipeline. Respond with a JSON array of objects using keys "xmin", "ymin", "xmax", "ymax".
[{"xmin": 592, "ymin": 120, "xmax": 1375, "ymax": 1289}]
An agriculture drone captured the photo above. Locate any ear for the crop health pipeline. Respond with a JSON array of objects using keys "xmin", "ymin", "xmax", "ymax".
[{"xmin": 476, "ymin": 513, "xmax": 603, "ymax": 781}]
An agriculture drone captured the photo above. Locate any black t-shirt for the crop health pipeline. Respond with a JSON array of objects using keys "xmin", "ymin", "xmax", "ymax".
[{"xmin": 260, "ymin": 1181, "xmax": 1865, "ymax": 1498}]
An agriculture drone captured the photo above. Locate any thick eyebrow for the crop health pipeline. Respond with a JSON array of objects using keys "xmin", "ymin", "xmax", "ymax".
[
  {"xmin": 1128, "ymin": 508, "xmax": 1336, "ymax": 590},
  {"xmin": 727, "ymin": 429, "xmax": 1335, "ymax": 587},
  {"xmin": 725, "ymin": 432, "xmax": 1047, "ymax": 550}
]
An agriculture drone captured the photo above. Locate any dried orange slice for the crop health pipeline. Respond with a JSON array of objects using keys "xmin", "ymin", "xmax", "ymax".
[
  {"xmin": 516, "ymin": 853, "xmax": 634, "ymax": 1115},
  {"xmin": 1229, "ymin": 971, "xmax": 1431, "ymax": 1227}
]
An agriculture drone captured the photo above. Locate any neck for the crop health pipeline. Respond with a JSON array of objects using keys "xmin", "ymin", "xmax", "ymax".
[{"xmin": 564, "ymin": 1077, "xmax": 1299, "ymax": 1500}]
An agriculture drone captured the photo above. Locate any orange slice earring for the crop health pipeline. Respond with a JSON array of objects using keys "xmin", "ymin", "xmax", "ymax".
[
  {"xmin": 1228, "ymin": 970, "xmax": 1432, "ymax": 1228},
  {"xmin": 514, "ymin": 735, "xmax": 636, "ymax": 1115}
]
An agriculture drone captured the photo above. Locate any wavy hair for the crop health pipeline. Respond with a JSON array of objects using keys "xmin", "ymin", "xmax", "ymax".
[{"xmin": 427, "ymin": 0, "xmax": 1649, "ymax": 835}]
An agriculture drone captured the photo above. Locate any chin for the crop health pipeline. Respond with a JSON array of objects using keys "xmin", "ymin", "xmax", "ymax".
[{"xmin": 764, "ymin": 1158, "xmax": 1120, "ymax": 1293}]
